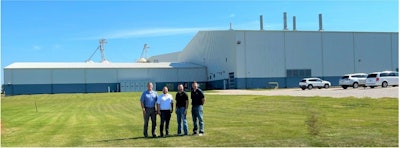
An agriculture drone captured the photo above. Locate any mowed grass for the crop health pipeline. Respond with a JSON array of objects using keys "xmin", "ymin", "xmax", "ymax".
[{"xmin": 1, "ymin": 92, "xmax": 398, "ymax": 147}]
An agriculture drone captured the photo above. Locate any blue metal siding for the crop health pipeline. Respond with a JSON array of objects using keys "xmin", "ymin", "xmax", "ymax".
[
  {"xmin": 236, "ymin": 78, "xmax": 283, "ymax": 89},
  {"xmin": 2, "ymin": 76, "xmax": 346, "ymax": 96},
  {"xmin": 285, "ymin": 77, "xmax": 303, "ymax": 88},
  {"xmin": 320, "ymin": 76, "xmax": 341, "ymax": 86},
  {"xmin": 155, "ymin": 82, "xmax": 206, "ymax": 92},
  {"xmin": 4, "ymin": 83, "xmax": 119, "ymax": 96},
  {"xmin": 235, "ymin": 77, "xmax": 341, "ymax": 89},
  {"xmin": 206, "ymin": 79, "xmax": 227, "ymax": 89},
  {"xmin": 53, "ymin": 84, "xmax": 86, "ymax": 93},
  {"xmin": 5, "ymin": 84, "xmax": 52, "ymax": 95},
  {"xmin": 236, "ymin": 78, "xmax": 287, "ymax": 89},
  {"xmin": 86, "ymin": 83, "xmax": 119, "ymax": 93}
]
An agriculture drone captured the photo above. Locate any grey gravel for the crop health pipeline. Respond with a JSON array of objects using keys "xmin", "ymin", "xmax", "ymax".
[{"xmin": 208, "ymin": 87, "xmax": 399, "ymax": 99}]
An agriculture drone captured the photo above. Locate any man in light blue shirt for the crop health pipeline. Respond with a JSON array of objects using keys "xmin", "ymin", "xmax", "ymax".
[
  {"xmin": 157, "ymin": 86, "xmax": 174, "ymax": 137},
  {"xmin": 140, "ymin": 82, "xmax": 158, "ymax": 138}
]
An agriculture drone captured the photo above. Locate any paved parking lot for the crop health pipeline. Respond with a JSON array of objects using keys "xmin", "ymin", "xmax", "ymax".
[{"xmin": 209, "ymin": 87, "xmax": 399, "ymax": 98}]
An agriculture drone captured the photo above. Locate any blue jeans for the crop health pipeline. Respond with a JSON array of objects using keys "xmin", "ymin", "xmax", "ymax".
[
  {"xmin": 191, "ymin": 105, "xmax": 204, "ymax": 133},
  {"xmin": 176, "ymin": 107, "xmax": 188, "ymax": 135}
]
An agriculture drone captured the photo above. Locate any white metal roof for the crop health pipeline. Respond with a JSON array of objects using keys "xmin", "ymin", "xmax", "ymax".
[{"xmin": 4, "ymin": 62, "xmax": 205, "ymax": 69}]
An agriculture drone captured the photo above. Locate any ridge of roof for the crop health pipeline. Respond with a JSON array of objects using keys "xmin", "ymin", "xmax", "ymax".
[{"xmin": 4, "ymin": 62, "xmax": 205, "ymax": 69}]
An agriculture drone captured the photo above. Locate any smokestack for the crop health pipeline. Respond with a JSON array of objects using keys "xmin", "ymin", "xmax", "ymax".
[
  {"xmin": 293, "ymin": 16, "xmax": 296, "ymax": 31},
  {"xmin": 319, "ymin": 13, "xmax": 323, "ymax": 31},
  {"xmin": 283, "ymin": 12, "xmax": 288, "ymax": 30},
  {"xmin": 260, "ymin": 15, "xmax": 264, "ymax": 30}
]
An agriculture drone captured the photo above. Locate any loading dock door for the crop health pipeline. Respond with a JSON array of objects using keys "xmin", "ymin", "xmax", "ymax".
[{"xmin": 120, "ymin": 80, "xmax": 154, "ymax": 92}]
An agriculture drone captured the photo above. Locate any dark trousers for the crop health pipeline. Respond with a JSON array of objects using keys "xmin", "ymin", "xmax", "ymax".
[
  {"xmin": 143, "ymin": 107, "xmax": 156, "ymax": 137},
  {"xmin": 160, "ymin": 110, "xmax": 171, "ymax": 136}
]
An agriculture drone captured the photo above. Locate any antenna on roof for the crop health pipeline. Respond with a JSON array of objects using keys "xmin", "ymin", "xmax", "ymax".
[
  {"xmin": 99, "ymin": 39, "xmax": 109, "ymax": 63},
  {"xmin": 137, "ymin": 44, "xmax": 149, "ymax": 63},
  {"xmin": 85, "ymin": 38, "xmax": 110, "ymax": 63}
]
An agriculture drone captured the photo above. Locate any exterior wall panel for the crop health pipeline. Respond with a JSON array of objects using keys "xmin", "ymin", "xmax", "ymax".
[
  {"xmin": 235, "ymin": 31, "xmax": 246, "ymax": 78},
  {"xmin": 86, "ymin": 83, "xmax": 118, "ymax": 93},
  {"xmin": 285, "ymin": 32, "xmax": 323, "ymax": 76},
  {"xmin": 4, "ymin": 69, "xmax": 12, "ymax": 84},
  {"xmin": 85, "ymin": 69, "xmax": 118, "ymax": 83},
  {"xmin": 12, "ymin": 69, "xmax": 52, "ymax": 84},
  {"xmin": 322, "ymin": 32, "xmax": 355, "ymax": 75},
  {"xmin": 117, "ymin": 69, "xmax": 149, "ymax": 81},
  {"xmin": 245, "ymin": 31, "xmax": 285, "ymax": 78},
  {"xmin": 179, "ymin": 31, "xmax": 236, "ymax": 81},
  {"xmin": 354, "ymin": 33, "xmax": 392, "ymax": 72},
  {"xmin": 177, "ymin": 68, "xmax": 207, "ymax": 82},
  {"xmin": 236, "ymin": 78, "xmax": 286, "ymax": 89},
  {"xmin": 52, "ymin": 69, "xmax": 85, "ymax": 84},
  {"xmin": 11, "ymin": 84, "xmax": 52, "ymax": 95},
  {"xmin": 53, "ymin": 84, "xmax": 86, "ymax": 93},
  {"xmin": 148, "ymin": 69, "xmax": 178, "ymax": 82},
  {"xmin": 203, "ymin": 31, "xmax": 236, "ymax": 81},
  {"xmin": 391, "ymin": 33, "xmax": 398, "ymax": 71}
]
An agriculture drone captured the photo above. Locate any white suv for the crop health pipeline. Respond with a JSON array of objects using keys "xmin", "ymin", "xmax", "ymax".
[
  {"xmin": 299, "ymin": 78, "xmax": 331, "ymax": 90},
  {"xmin": 365, "ymin": 71, "xmax": 399, "ymax": 88},
  {"xmin": 339, "ymin": 73, "xmax": 368, "ymax": 89}
]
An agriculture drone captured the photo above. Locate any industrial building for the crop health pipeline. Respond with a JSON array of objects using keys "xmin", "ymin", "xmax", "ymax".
[
  {"xmin": 3, "ymin": 62, "xmax": 206, "ymax": 95},
  {"xmin": 3, "ymin": 14, "xmax": 398, "ymax": 95},
  {"xmin": 149, "ymin": 30, "xmax": 398, "ymax": 89}
]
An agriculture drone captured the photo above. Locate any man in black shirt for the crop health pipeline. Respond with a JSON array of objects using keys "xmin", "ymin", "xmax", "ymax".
[
  {"xmin": 191, "ymin": 81, "xmax": 205, "ymax": 136},
  {"xmin": 175, "ymin": 84, "xmax": 189, "ymax": 136}
]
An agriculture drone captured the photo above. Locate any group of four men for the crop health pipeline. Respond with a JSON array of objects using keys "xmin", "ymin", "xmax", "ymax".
[{"xmin": 140, "ymin": 81, "xmax": 205, "ymax": 138}]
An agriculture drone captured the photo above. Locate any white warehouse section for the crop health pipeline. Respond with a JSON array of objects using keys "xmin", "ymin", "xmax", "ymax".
[
  {"xmin": 155, "ymin": 30, "xmax": 398, "ymax": 89},
  {"xmin": 4, "ymin": 62, "xmax": 206, "ymax": 95}
]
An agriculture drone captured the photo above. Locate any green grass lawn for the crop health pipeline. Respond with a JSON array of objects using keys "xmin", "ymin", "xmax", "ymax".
[{"xmin": 1, "ymin": 92, "xmax": 398, "ymax": 147}]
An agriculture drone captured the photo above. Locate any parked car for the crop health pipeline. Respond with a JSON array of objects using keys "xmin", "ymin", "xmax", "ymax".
[
  {"xmin": 339, "ymin": 73, "xmax": 368, "ymax": 89},
  {"xmin": 365, "ymin": 71, "xmax": 399, "ymax": 88},
  {"xmin": 299, "ymin": 78, "xmax": 331, "ymax": 90}
]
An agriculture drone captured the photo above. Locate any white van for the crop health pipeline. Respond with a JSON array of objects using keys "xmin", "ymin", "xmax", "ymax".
[{"xmin": 365, "ymin": 71, "xmax": 398, "ymax": 88}]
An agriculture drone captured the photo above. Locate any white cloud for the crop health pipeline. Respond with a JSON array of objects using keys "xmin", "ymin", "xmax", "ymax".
[
  {"xmin": 78, "ymin": 27, "xmax": 221, "ymax": 40},
  {"xmin": 228, "ymin": 13, "xmax": 235, "ymax": 18},
  {"xmin": 32, "ymin": 45, "xmax": 42, "ymax": 50},
  {"xmin": 107, "ymin": 27, "xmax": 214, "ymax": 39},
  {"xmin": 76, "ymin": 21, "xmax": 286, "ymax": 40},
  {"xmin": 52, "ymin": 44, "xmax": 61, "ymax": 49}
]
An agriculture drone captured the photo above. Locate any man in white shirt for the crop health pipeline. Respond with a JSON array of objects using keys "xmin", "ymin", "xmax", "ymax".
[{"xmin": 157, "ymin": 86, "xmax": 174, "ymax": 137}]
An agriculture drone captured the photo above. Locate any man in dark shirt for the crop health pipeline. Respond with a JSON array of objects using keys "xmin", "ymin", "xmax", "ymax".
[
  {"xmin": 175, "ymin": 84, "xmax": 189, "ymax": 136},
  {"xmin": 191, "ymin": 81, "xmax": 205, "ymax": 136}
]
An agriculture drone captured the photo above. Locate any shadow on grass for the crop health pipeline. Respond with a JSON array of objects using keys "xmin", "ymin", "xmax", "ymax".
[
  {"xmin": 96, "ymin": 137, "xmax": 146, "ymax": 142},
  {"xmin": 96, "ymin": 134, "xmax": 184, "ymax": 142}
]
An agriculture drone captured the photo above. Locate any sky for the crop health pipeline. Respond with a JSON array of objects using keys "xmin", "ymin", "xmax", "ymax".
[{"xmin": 1, "ymin": 0, "xmax": 399, "ymax": 84}]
